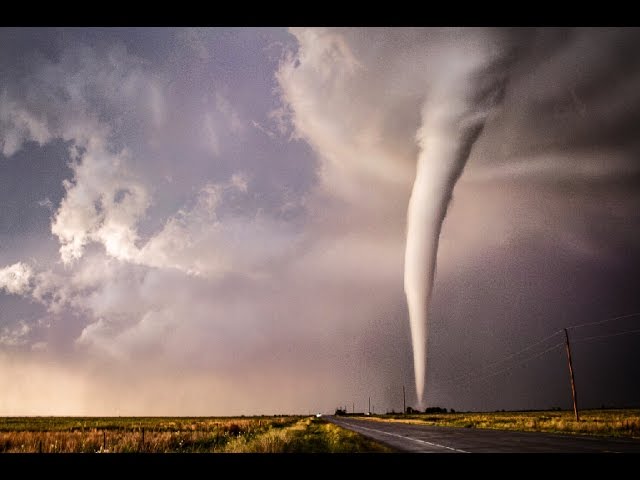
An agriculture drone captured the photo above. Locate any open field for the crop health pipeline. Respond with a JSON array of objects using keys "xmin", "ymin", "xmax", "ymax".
[
  {"xmin": 356, "ymin": 409, "xmax": 640, "ymax": 439},
  {"xmin": 6, "ymin": 409, "xmax": 637, "ymax": 453},
  {"xmin": 0, "ymin": 416, "xmax": 391, "ymax": 453}
]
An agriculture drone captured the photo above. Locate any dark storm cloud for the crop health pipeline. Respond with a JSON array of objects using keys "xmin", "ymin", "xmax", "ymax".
[{"xmin": 278, "ymin": 27, "xmax": 640, "ymax": 412}]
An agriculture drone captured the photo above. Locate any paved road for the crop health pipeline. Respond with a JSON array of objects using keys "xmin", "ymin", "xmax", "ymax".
[{"xmin": 327, "ymin": 416, "xmax": 640, "ymax": 453}]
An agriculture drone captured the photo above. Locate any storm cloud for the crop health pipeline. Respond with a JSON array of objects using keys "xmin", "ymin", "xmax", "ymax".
[{"xmin": 1, "ymin": 27, "xmax": 639, "ymax": 415}]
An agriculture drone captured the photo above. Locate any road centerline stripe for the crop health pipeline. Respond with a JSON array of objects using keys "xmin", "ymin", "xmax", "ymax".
[{"xmin": 334, "ymin": 419, "xmax": 470, "ymax": 453}]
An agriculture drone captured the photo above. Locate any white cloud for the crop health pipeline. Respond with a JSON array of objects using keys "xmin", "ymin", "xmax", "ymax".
[
  {"xmin": 37, "ymin": 198, "xmax": 54, "ymax": 211},
  {"xmin": 138, "ymin": 175, "xmax": 295, "ymax": 278},
  {"xmin": 0, "ymin": 94, "xmax": 52, "ymax": 157},
  {"xmin": 0, "ymin": 41, "xmax": 290, "ymax": 286},
  {"xmin": 0, "ymin": 42, "xmax": 169, "ymax": 270},
  {"xmin": 0, "ymin": 262, "xmax": 33, "ymax": 295},
  {"xmin": 0, "ymin": 43, "xmax": 163, "ymax": 157},
  {"xmin": 31, "ymin": 269, "xmax": 74, "ymax": 314},
  {"xmin": 54, "ymin": 170, "xmax": 270, "ymax": 278},
  {"xmin": 30, "ymin": 341, "xmax": 47, "ymax": 352},
  {"xmin": 230, "ymin": 172, "xmax": 248, "ymax": 192},
  {"xmin": 215, "ymin": 92, "xmax": 243, "ymax": 134},
  {"xmin": 275, "ymin": 28, "xmax": 427, "ymax": 217},
  {"xmin": 0, "ymin": 321, "xmax": 32, "ymax": 347},
  {"xmin": 200, "ymin": 93, "xmax": 244, "ymax": 156},
  {"xmin": 51, "ymin": 140, "xmax": 151, "ymax": 265}
]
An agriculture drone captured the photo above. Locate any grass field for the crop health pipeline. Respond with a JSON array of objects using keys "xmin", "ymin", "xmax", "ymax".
[
  {"xmin": 360, "ymin": 409, "xmax": 640, "ymax": 438},
  {"xmin": 6, "ymin": 409, "xmax": 636, "ymax": 452},
  {"xmin": 0, "ymin": 416, "xmax": 392, "ymax": 453}
]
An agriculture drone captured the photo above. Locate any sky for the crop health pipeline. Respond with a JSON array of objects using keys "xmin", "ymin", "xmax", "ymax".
[{"xmin": 1, "ymin": 27, "xmax": 640, "ymax": 415}]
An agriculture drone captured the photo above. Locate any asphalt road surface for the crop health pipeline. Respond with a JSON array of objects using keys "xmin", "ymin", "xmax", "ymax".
[{"xmin": 327, "ymin": 416, "xmax": 640, "ymax": 453}]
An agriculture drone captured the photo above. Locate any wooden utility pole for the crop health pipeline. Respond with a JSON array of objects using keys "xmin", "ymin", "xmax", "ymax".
[
  {"xmin": 564, "ymin": 328, "xmax": 580, "ymax": 422},
  {"xmin": 403, "ymin": 385, "xmax": 406, "ymax": 414},
  {"xmin": 368, "ymin": 396, "xmax": 371, "ymax": 415}
]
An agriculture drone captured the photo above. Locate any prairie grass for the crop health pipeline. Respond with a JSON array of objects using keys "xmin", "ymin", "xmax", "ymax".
[
  {"xmin": 225, "ymin": 417, "xmax": 393, "ymax": 453},
  {"xmin": 363, "ymin": 409, "xmax": 640, "ymax": 439},
  {"xmin": 0, "ymin": 416, "xmax": 391, "ymax": 453}
]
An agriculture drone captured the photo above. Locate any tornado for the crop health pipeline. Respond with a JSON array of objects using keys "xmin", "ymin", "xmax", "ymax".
[{"xmin": 404, "ymin": 36, "xmax": 511, "ymax": 406}]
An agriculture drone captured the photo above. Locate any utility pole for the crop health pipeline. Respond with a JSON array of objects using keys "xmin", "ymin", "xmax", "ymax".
[
  {"xmin": 564, "ymin": 328, "xmax": 580, "ymax": 422},
  {"xmin": 368, "ymin": 396, "xmax": 371, "ymax": 415},
  {"xmin": 353, "ymin": 402, "xmax": 355, "ymax": 414},
  {"xmin": 403, "ymin": 385, "xmax": 406, "ymax": 414}
]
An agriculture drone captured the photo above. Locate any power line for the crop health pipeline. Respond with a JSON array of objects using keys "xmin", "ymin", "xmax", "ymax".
[
  {"xmin": 439, "ymin": 311, "xmax": 640, "ymax": 390},
  {"xmin": 444, "ymin": 329, "xmax": 563, "ymax": 384},
  {"xmin": 565, "ymin": 312, "xmax": 640, "ymax": 330},
  {"xmin": 454, "ymin": 342, "xmax": 564, "ymax": 389},
  {"xmin": 573, "ymin": 327, "xmax": 640, "ymax": 344}
]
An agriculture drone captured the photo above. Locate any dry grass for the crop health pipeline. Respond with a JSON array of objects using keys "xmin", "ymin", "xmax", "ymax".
[
  {"xmin": 0, "ymin": 416, "xmax": 295, "ymax": 453},
  {"xmin": 0, "ymin": 416, "xmax": 391, "ymax": 453},
  {"xmin": 361, "ymin": 409, "xmax": 640, "ymax": 439},
  {"xmin": 225, "ymin": 417, "xmax": 393, "ymax": 453}
]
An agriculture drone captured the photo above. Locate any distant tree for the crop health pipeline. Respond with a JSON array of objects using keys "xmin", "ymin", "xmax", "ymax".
[
  {"xmin": 406, "ymin": 406, "xmax": 415, "ymax": 414},
  {"xmin": 334, "ymin": 408, "xmax": 347, "ymax": 416},
  {"xmin": 424, "ymin": 407, "xmax": 448, "ymax": 414}
]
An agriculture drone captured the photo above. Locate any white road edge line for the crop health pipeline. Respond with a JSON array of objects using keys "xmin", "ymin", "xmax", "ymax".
[{"xmin": 335, "ymin": 419, "xmax": 470, "ymax": 453}]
